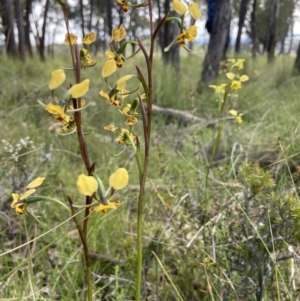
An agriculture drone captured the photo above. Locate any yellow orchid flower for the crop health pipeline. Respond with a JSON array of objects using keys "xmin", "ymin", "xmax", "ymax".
[
  {"xmin": 102, "ymin": 51, "xmax": 125, "ymax": 78},
  {"xmin": 228, "ymin": 58, "xmax": 245, "ymax": 70},
  {"xmin": 48, "ymin": 69, "xmax": 66, "ymax": 90},
  {"xmin": 118, "ymin": 128, "xmax": 136, "ymax": 144},
  {"xmin": 45, "ymin": 103, "xmax": 74, "ymax": 132},
  {"xmin": 209, "ymin": 84, "xmax": 227, "ymax": 95},
  {"xmin": 226, "ymin": 73, "xmax": 249, "ymax": 90},
  {"xmin": 11, "ymin": 177, "xmax": 45, "ymax": 215},
  {"xmin": 230, "ymin": 80, "xmax": 242, "ymax": 90},
  {"xmin": 69, "ymin": 79, "xmax": 90, "ymax": 98},
  {"xmin": 99, "ymin": 90, "xmax": 122, "ymax": 107},
  {"xmin": 229, "ymin": 109, "xmax": 243, "ymax": 125},
  {"xmin": 45, "ymin": 103, "xmax": 72, "ymax": 122},
  {"xmin": 177, "ymin": 26, "xmax": 198, "ymax": 46},
  {"xmin": 83, "ymin": 32, "xmax": 96, "ymax": 45},
  {"xmin": 116, "ymin": 0, "xmax": 129, "ymax": 12},
  {"xmin": 88, "ymin": 167, "xmax": 129, "ymax": 214},
  {"xmin": 125, "ymin": 116, "xmax": 138, "ymax": 126},
  {"xmin": 104, "ymin": 125, "xmax": 119, "ymax": 131},
  {"xmin": 80, "ymin": 49, "xmax": 96, "ymax": 66},
  {"xmin": 110, "ymin": 24, "xmax": 126, "ymax": 43},
  {"xmin": 64, "ymin": 33, "xmax": 78, "ymax": 45}
]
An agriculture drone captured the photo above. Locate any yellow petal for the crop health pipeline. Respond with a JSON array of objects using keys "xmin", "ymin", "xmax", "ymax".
[
  {"xmin": 102, "ymin": 59, "xmax": 117, "ymax": 78},
  {"xmin": 104, "ymin": 125, "xmax": 119, "ymax": 131},
  {"xmin": 69, "ymin": 79, "xmax": 90, "ymax": 98},
  {"xmin": 188, "ymin": 2, "xmax": 201, "ymax": 19},
  {"xmin": 99, "ymin": 90, "xmax": 110, "ymax": 101},
  {"xmin": 125, "ymin": 117, "xmax": 138, "ymax": 125},
  {"xmin": 230, "ymin": 80, "xmax": 241, "ymax": 90},
  {"xmin": 45, "ymin": 103, "xmax": 64, "ymax": 116},
  {"xmin": 48, "ymin": 69, "xmax": 66, "ymax": 90},
  {"xmin": 83, "ymin": 32, "xmax": 96, "ymax": 44},
  {"xmin": 111, "ymin": 24, "xmax": 126, "ymax": 42},
  {"xmin": 90, "ymin": 200, "xmax": 120, "ymax": 213},
  {"xmin": 240, "ymin": 75, "xmax": 249, "ymax": 82},
  {"xmin": 77, "ymin": 174, "xmax": 98, "ymax": 196},
  {"xmin": 227, "ymin": 58, "xmax": 236, "ymax": 63},
  {"xmin": 15, "ymin": 204, "xmax": 26, "ymax": 215},
  {"xmin": 11, "ymin": 193, "xmax": 20, "ymax": 207},
  {"xmin": 186, "ymin": 25, "xmax": 198, "ymax": 39},
  {"xmin": 116, "ymin": 75, "xmax": 134, "ymax": 90},
  {"xmin": 236, "ymin": 115, "xmax": 243, "ymax": 124},
  {"xmin": 106, "ymin": 51, "xmax": 115, "ymax": 59},
  {"xmin": 20, "ymin": 189, "xmax": 36, "ymax": 200},
  {"xmin": 229, "ymin": 109, "xmax": 238, "ymax": 117},
  {"xmin": 64, "ymin": 33, "xmax": 78, "ymax": 45},
  {"xmin": 109, "ymin": 168, "xmax": 129, "ymax": 190},
  {"xmin": 27, "ymin": 177, "xmax": 45, "ymax": 189},
  {"xmin": 173, "ymin": 0, "xmax": 187, "ymax": 15},
  {"xmin": 226, "ymin": 72, "xmax": 235, "ymax": 80}
]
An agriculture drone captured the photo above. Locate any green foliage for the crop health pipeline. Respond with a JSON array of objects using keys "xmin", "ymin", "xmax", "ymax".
[
  {"xmin": 2, "ymin": 53, "xmax": 300, "ymax": 300},
  {"xmin": 239, "ymin": 162, "xmax": 275, "ymax": 194}
]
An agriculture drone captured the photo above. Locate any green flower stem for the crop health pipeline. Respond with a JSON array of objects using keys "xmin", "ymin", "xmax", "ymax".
[
  {"xmin": 204, "ymin": 89, "xmax": 228, "ymax": 206},
  {"xmin": 26, "ymin": 196, "xmax": 71, "ymax": 214},
  {"xmin": 134, "ymin": 1, "xmax": 158, "ymax": 299}
]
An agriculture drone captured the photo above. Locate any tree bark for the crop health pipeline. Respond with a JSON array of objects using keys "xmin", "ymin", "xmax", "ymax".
[
  {"xmin": 157, "ymin": 0, "xmax": 180, "ymax": 67},
  {"xmin": 250, "ymin": 0, "xmax": 258, "ymax": 58},
  {"xmin": 200, "ymin": 0, "xmax": 230, "ymax": 86},
  {"xmin": 79, "ymin": 0, "xmax": 85, "ymax": 37},
  {"xmin": 24, "ymin": 0, "xmax": 33, "ymax": 57},
  {"xmin": 14, "ymin": 0, "xmax": 25, "ymax": 61},
  {"xmin": 293, "ymin": 42, "xmax": 300, "ymax": 74},
  {"xmin": 235, "ymin": 0, "xmax": 250, "ymax": 54},
  {"xmin": 106, "ymin": 0, "xmax": 113, "ymax": 38},
  {"xmin": 267, "ymin": 0, "xmax": 280, "ymax": 63},
  {"xmin": 287, "ymin": 15, "xmax": 294, "ymax": 55},
  {"xmin": 38, "ymin": 0, "xmax": 50, "ymax": 61},
  {"xmin": 0, "ymin": 0, "xmax": 18, "ymax": 57},
  {"xmin": 88, "ymin": 0, "xmax": 94, "ymax": 31}
]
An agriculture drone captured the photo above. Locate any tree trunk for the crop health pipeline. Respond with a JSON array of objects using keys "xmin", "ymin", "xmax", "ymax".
[
  {"xmin": 0, "ymin": 0, "xmax": 18, "ymax": 57},
  {"xmin": 24, "ymin": 0, "xmax": 33, "ymax": 57},
  {"xmin": 250, "ymin": 0, "xmax": 258, "ymax": 58},
  {"xmin": 79, "ymin": 0, "xmax": 85, "ymax": 37},
  {"xmin": 267, "ymin": 0, "xmax": 280, "ymax": 63},
  {"xmin": 235, "ymin": 0, "xmax": 250, "ymax": 54},
  {"xmin": 106, "ymin": 0, "xmax": 113, "ymax": 38},
  {"xmin": 14, "ymin": 0, "xmax": 25, "ymax": 61},
  {"xmin": 287, "ymin": 16, "xmax": 294, "ymax": 55},
  {"xmin": 293, "ymin": 42, "xmax": 300, "ymax": 74},
  {"xmin": 160, "ymin": 0, "xmax": 180, "ymax": 67},
  {"xmin": 88, "ymin": 0, "xmax": 93, "ymax": 31},
  {"xmin": 200, "ymin": 0, "xmax": 230, "ymax": 86},
  {"xmin": 38, "ymin": 0, "xmax": 50, "ymax": 61}
]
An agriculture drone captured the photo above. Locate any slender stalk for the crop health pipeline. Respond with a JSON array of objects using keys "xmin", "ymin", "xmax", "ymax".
[
  {"xmin": 68, "ymin": 197, "xmax": 92, "ymax": 301},
  {"xmin": 204, "ymin": 90, "xmax": 228, "ymax": 205},
  {"xmin": 60, "ymin": 3, "xmax": 94, "ymax": 300},
  {"xmin": 135, "ymin": 1, "xmax": 155, "ymax": 299}
]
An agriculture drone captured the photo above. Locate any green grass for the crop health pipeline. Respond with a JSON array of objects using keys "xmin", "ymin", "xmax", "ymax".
[{"xmin": 1, "ymin": 52, "xmax": 300, "ymax": 300}]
